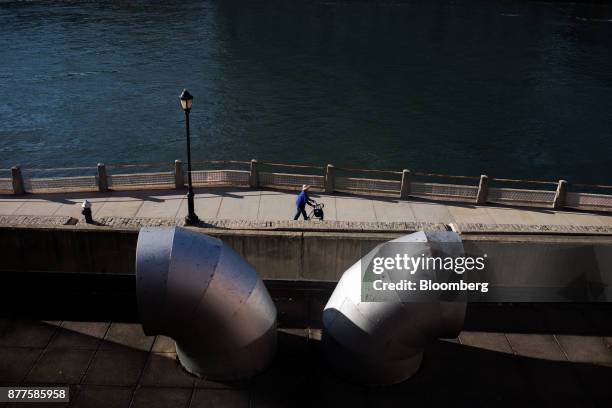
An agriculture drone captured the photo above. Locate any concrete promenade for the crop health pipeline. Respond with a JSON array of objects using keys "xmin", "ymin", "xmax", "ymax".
[{"xmin": 1, "ymin": 187, "xmax": 612, "ymax": 232}]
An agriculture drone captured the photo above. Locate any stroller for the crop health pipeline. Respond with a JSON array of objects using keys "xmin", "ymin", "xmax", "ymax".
[{"xmin": 308, "ymin": 201, "xmax": 325, "ymax": 220}]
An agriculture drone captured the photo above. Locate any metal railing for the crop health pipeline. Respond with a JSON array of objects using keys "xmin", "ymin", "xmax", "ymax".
[{"xmin": 3, "ymin": 160, "xmax": 612, "ymax": 212}]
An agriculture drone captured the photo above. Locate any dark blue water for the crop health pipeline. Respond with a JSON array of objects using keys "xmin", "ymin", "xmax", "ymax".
[{"xmin": 1, "ymin": 0, "xmax": 611, "ymax": 183}]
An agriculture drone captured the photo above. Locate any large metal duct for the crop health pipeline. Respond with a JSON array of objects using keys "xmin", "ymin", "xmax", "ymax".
[
  {"xmin": 136, "ymin": 226, "xmax": 277, "ymax": 380},
  {"xmin": 322, "ymin": 231, "xmax": 467, "ymax": 386}
]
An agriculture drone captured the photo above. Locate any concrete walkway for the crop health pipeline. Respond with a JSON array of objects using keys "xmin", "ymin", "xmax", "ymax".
[{"xmin": 1, "ymin": 187, "xmax": 612, "ymax": 230}]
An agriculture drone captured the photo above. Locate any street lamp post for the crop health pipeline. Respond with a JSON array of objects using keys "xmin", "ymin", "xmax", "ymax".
[{"xmin": 180, "ymin": 89, "xmax": 199, "ymax": 225}]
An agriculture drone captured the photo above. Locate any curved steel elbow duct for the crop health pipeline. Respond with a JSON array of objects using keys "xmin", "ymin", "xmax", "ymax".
[
  {"xmin": 136, "ymin": 226, "xmax": 277, "ymax": 380},
  {"xmin": 322, "ymin": 231, "xmax": 467, "ymax": 386}
]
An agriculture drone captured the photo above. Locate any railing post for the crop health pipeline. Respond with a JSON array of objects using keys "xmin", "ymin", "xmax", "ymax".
[
  {"xmin": 400, "ymin": 169, "xmax": 411, "ymax": 199},
  {"xmin": 476, "ymin": 174, "xmax": 488, "ymax": 205},
  {"xmin": 174, "ymin": 160, "xmax": 185, "ymax": 189},
  {"xmin": 11, "ymin": 166, "xmax": 25, "ymax": 195},
  {"xmin": 249, "ymin": 159, "xmax": 259, "ymax": 188},
  {"xmin": 97, "ymin": 163, "xmax": 109, "ymax": 192},
  {"xmin": 553, "ymin": 180, "xmax": 567, "ymax": 210},
  {"xmin": 325, "ymin": 164, "xmax": 335, "ymax": 194}
]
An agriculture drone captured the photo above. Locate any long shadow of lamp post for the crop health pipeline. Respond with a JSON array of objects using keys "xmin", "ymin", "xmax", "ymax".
[{"xmin": 180, "ymin": 89, "xmax": 199, "ymax": 225}]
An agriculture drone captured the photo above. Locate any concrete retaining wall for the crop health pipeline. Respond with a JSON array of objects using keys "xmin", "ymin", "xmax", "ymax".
[
  {"xmin": 463, "ymin": 238, "xmax": 612, "ymax": 301},
  {"xmin": 1, "ymin": 226, "xmax": 612, "ymax": 301},
  {"xmin": 0, "ymin": 226, "xmax": 395, "ymax": 281}
]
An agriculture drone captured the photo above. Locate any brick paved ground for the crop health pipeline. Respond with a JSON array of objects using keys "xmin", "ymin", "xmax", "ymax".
[{"xmin": 1, "ymin": 319, "xmax": 611, "ymax": 407}]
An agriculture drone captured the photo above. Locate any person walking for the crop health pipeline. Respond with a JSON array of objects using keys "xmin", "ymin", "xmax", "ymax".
[{"xmin": 294, "ymin": 184, "xmax": 314, "ymax": 220}]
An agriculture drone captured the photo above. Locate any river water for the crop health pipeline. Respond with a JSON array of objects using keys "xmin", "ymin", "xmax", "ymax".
[{"xmin": 1, "ymin": 0, "xmax": 611, "ymax": 183}]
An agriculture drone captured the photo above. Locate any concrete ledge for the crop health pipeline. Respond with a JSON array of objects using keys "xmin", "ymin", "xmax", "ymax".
[
  {"xmin": 3, "ymin": 215, "xmax": 612, "ymax": 236},
  {"xmin": 94, "ymin": 217, "xmax": 448, "ymax": 233},
  {"xmin": 455, "ymin": 222, "xmax": 612, "ymax": 235},
  {"xmin": 0, "ymin": 215, "xmax": 75, "ymax": 226}
]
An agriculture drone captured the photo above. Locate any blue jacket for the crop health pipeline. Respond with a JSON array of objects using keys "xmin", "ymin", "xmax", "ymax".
[{"xmin": 296, "ymin": 191, "xmax": 312, "ymax": 208}]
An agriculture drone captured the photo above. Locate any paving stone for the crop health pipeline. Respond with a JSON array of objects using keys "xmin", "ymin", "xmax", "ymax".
[
  {"xmin": 83, "ymin": 349, "xmax": 148, "ymax": 386},
  {"xmin": 447, "ymin": 205, "xmax": 495, "ymax": 225},
  {"xmin": 0, "ymin": 347, "xmax": 42, "ymax": 382},
  {"xmin": 573, "ymin": 362, "xmax": 612, "ymax": 399},
  {"xmin": 307, "ymin": 377, "xmax": 367, "ymax": 407},
  {"xmin": 95, "ymin": 198, "xmax": 144, "ymax": 218},
  {"xmin": 217, "ymin": 191, "xmax": 261, "ymax": 221},
  {"xmin": 194, "ymin": 377, "xmax": 246, "ymax": 390},
  {"xmin": 335, "ymin": 196, "xmax": 377, "ymax": 222},
  {"xmin": 177, "ymin": 193, "xmax": 223, "ymax": 219},
  {"xmin": 249, "ymin": 385, "xmax": 306, "ymax": 408},
  {"xmin": 49, "ymin": 322, "xmax": 109, "ymax": 350},
  {"xmin": 522, "ymin": 359, "xmax": 586, "ymax": 400},
  {"xmin": 25, "ymin": 348, "xmax": 94, "ymax": 384},
  {"xmin": 555, "ymin": 335, "xmax": 612, "ymax": 363},
  {"xmin": 70, "ymin": 385, "xmax": 133, "ymax": 408},
  {"xmin": 0, "ymin": 201, "xmax": 25, "ymax": 215},
  {"xmin": 367, "ymin": 389, "xmax": 426, "ymax": 408},
  {"xmin": 135, "ymin": 198, "xmax": 183, "ymax": 219},
  {"xmin": 561, "ymin": 212, "xmax": 611, "ymax": 227},
  {"xmin": 458, "ymin": 331, "xmax": 513, "ymax": 354},
  {"xmin": 190, "ymin": 389, "xmax": 249, "ymax": 408},
  {"xmin": 151, "ymin": 336, "xmax": 176, "ymax": 353},
  {"xmin": 372, "ymin": 199, "xmax": 417, "ymax": 223},
  {"xmin": 0, "ymin": 321, "xmax": 57, "ymax": 348},
  {"xmin": 11, "ymin": 201, "xmax": 63, "ymax": 216},
  {"xmin": 505, "ymin": 333, "xmax": 566, "ymax": 361},
  {"xmin": 247, "ymin": 339, "xmax": 311, "ymax": 403},
  {"xmin": 258, "ymin": 192, "xmax": 295, "ymax": 221},
  {"xmin": 139, "ymin": 352, "xmax": 195, "ymax": 388},
  {"xmin": 409, "ymin": 202, "xmax": 454, "ymax": 223},
  {"xmin": 101, "ymin": 323, "xmax": 154, "ymax": 352},
  {"xmin": 484, "ymin": 207, "xmax": 541, "ymax": 225},
  {"xmin": 131, "ymin": 387, "xmax": 192, "ymax": 408},
  {"xmin": 418, "ymin": 339, "xmax": 529, "ymax": 400},
  {"xmin": 597, "ymin": 214, "xmax": 612, "ymax": 227}
]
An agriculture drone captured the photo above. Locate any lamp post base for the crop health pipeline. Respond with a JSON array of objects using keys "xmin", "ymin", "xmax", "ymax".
[
  {"xmin": 185, "ymin": 189, "xmax": 199, "ymax": 226},
  {"xmin": 185, "ymin": 214, "xmax": 200, "ymax": 226}
]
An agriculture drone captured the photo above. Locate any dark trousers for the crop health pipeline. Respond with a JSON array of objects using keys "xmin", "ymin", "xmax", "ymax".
[
  {"xmin": 294, "ymin": 206, "xmax": 308, "ymax": 220},
  {"xmin": 82, "ymin": 208, "xmax": 93, "ymax": 224}
]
